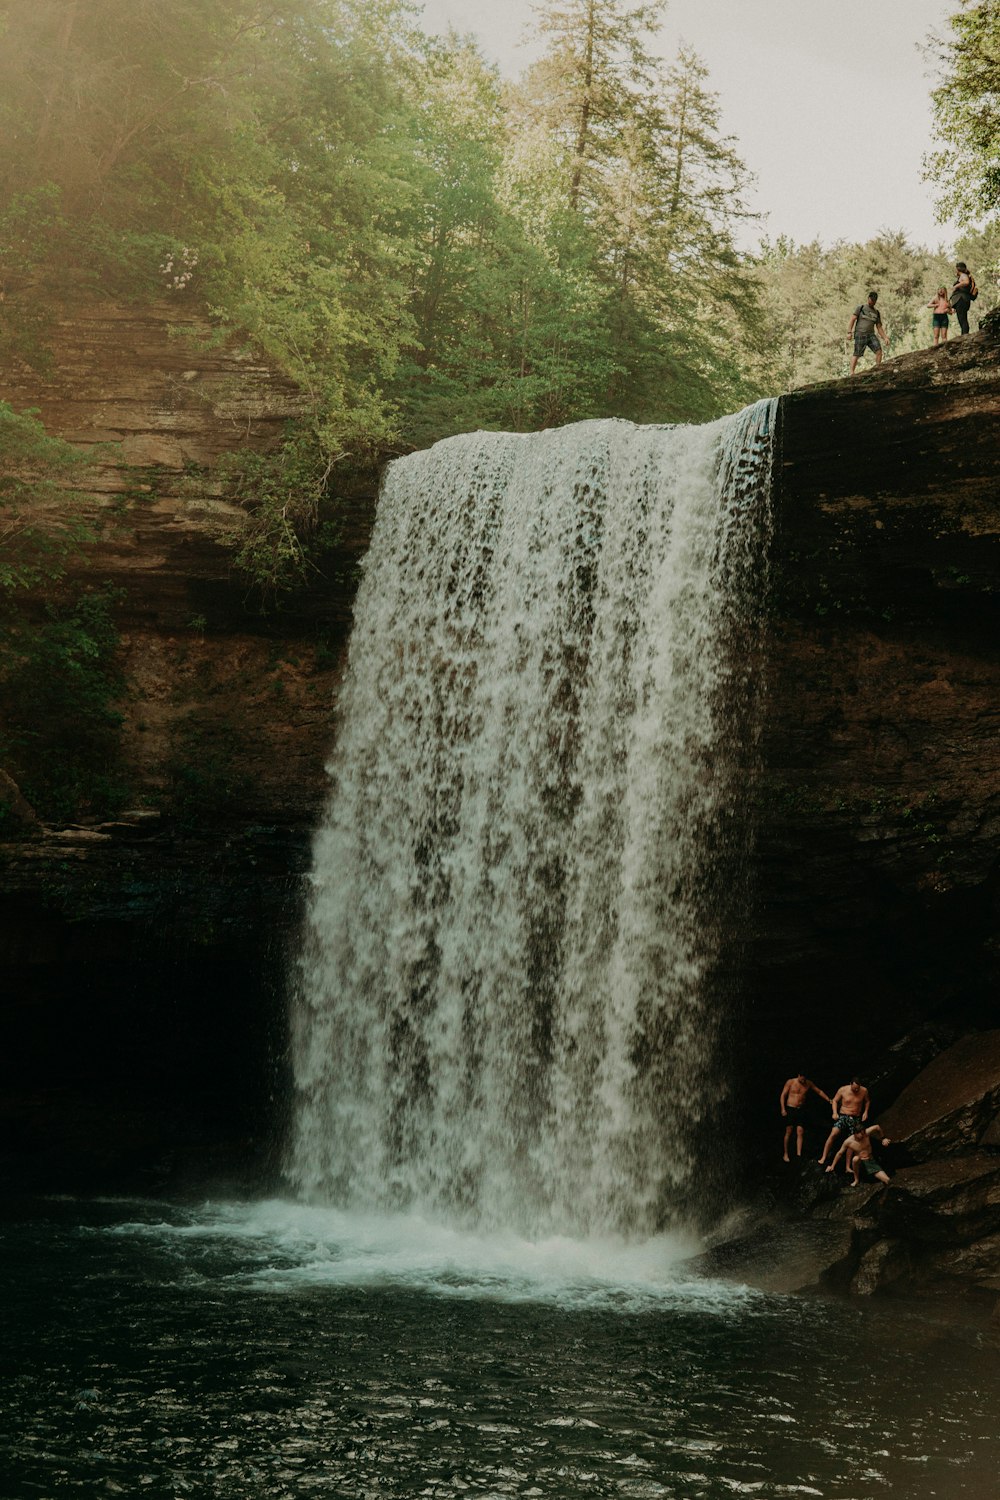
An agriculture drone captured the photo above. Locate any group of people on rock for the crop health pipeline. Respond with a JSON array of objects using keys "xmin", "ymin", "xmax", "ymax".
[
  {"xmin": 848, "ymin": 262, "xmax": 979, "ymax": 375},
  {"xmin": 779, "ymin": 1073, "xmax": 892, "ymax": 1188}
]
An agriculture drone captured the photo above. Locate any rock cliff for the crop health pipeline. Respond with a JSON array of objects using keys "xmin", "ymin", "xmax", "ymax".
[
  {"xmin": 0, "ymin": 297, "xmax": 365, "ymax": 1191},
  {"xmin": 1, "ymin": 301, "xmax": 998, "ymax": 1301},
  {"xmin": 754, "ymin": 333, "xmax": 1000, "ymax": 1086}
]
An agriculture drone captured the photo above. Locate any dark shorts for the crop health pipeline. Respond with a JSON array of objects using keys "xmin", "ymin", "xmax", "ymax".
[
  {"xmin": 834, "ymin": 1114, "xmax": 861, "ymax": 1136},
  {"xmin": 861, "ymin": 1158, "xmax": 884, "ymax": 1179},
  {"xmin": 785, "ymin": 1106, "xmax": 802, "ymax": 1121},
  {"xmin": 933, "ymin": 313, "xmax": 950, "ymax": 328},
  {"xmin": 854, "ymin": 330, "xmax": 881, "ymax": 356}
]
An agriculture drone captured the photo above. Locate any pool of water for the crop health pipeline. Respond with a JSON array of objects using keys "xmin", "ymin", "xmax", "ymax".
[{"xmin": 2, "ymin": 1197, "xmax": 997, "ymax": 1498}]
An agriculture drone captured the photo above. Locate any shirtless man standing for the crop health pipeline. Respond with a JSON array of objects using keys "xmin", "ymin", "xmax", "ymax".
[
  {"xmin": 818, "ymin": 1077, "xmax": 870, "ymax": 1165},
  {"xmin": 826, "ymin": 1123, "xmax": 892, "ymax": 1187},
  {"xmin": 780, "ymin": 1074, "xmax": 831, "ymax": 1161}
]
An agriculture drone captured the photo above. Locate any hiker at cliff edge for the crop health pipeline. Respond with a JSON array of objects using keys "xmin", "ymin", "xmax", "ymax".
[{"xmin": 848, "ymin": 291, "xmax": 889, "ymax": 375}]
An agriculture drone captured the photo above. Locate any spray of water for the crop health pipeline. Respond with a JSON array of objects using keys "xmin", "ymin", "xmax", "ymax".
[{"xmin": 290, "ymin": 403, "xmax": 776, "ymax": 1239}]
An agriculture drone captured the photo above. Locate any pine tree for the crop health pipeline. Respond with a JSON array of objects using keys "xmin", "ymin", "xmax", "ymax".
[{"xmin": 524, "ymin": 0, "xmax": 667, "ymax": 212}]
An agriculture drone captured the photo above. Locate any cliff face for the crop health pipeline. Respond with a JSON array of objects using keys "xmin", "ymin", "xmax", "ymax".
[
  {"xmin": 0, "ymin": 298, "xmax": 367, "ymax": 1190},
  {"xmin": 754, "ymin": 334, "xmax": 1000, "ymax": 1087},
  {"xmin": 708, "ymin": 336, "xmax": 1000, "ymax": 1307},
  {"xmin": 1, "ymin": 297, "xmax": 361, "ymax": 825},
  {"xmin": 1, "ymin": 304, "xmax": 998, "ymax": 1251}
]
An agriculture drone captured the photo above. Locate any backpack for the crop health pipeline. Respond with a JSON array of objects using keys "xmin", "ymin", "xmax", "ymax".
[{"xmin": 970, "ymin": 275, "xmax": 979, "ymax": 300}]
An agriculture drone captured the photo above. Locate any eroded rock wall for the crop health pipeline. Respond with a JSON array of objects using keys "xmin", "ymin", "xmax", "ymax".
[
  {"xmin": 750, "ymin": 334, "xmax": 1000, "ymax": 1093},
  {"xmin": 0, "ymin": 296, "xmax": 372, "ymax": 1190}
]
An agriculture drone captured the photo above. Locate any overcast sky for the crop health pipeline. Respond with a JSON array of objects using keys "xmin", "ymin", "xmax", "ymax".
[{"xmin": 416, "ymin": 0, "xmax": 962, "ymax": 251}]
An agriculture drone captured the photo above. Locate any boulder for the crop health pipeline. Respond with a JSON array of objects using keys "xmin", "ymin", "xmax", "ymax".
[
  {"xmin": 0, "ymin": 770, "xmax": 40, "ymax": 830},
  {"xmin": 875, "ymin": 1154, "xmax": 1000, "ymax": 1244},
  {"xmin": 925, "ymin": 1234, "xmax": 1000, "ymax": 1292},
  {"xmin": 851, "ymin": 1237, "xmax": 911, "ymax": 1296},
  {"xmin": 880, "ymin": 1031, "xmax": 1000, "ymax": 1158},
  {"xmin": 689, "ymin": 1218, "xmax": 858, "ymax": 1294}
]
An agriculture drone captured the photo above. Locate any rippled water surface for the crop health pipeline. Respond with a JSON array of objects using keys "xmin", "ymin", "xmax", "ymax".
[{"xmin": 3, "ymin": 1198, "xmax": 998, "ymax": 1498}]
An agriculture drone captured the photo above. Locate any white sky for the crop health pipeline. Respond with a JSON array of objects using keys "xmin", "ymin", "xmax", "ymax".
[{"xmin": 416, "ymin": 0, "xmax": 963, "ymax": 251}]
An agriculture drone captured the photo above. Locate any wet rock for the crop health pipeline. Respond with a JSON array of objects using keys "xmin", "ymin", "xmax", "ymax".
[
  {"xmin": 0, "ymin": 770, "xmax": 40, "ymax": 831},
  {"xmin": 689, "ymin": 1219, "xmax": 858, "ymax": 1295},
  {"xmin": 926, "ymin": 1235, "xmax": 1000, "ymax": 1292},
  {"xmin": 880, "ymin": 1033, "xmax": 1000, "ymax": 1158},
  {"xmin": 810, "ymin": 1180, "xmax": 882, "ymax": 1222},
  {"xmin": 874, "ymin": 1154, "xmax": 1000, "ymax": 1245},
  {"xmin": 851, "ymin": 1237, "xmax": 910, "ymax": 1296}
]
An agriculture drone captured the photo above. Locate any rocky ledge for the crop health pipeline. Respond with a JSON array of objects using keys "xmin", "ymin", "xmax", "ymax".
[{"xmin": 697, "ymin": 1032, "xmax": 1000, "ymax": 1318}]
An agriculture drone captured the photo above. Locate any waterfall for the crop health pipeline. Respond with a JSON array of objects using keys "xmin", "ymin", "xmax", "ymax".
[{"xmin": 290, "ymin": 401, "xmax": 776, "ymax": 1239}]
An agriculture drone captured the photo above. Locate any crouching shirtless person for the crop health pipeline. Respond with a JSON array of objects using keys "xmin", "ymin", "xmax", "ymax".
[
  {"xmin": 780, "ymin": 1074, "xmax": 831, "ymax": 1160},
  {"xmin": 818, "ymin": 1077, "xmax": 870, "ymax": 1165},
  {"xmin": 826, "ymin": 1123, "xmax": 892, "ymax": 1188}
]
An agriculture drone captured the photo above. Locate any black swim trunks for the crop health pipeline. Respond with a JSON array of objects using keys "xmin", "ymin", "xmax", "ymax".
[
  {"xmin": 784, "ymin": 1105, "xmax": 802, "ymax": 1121},
  {"xmin": 861, "ymin": 1158, "xmax": 884, "ymax": 1180}
]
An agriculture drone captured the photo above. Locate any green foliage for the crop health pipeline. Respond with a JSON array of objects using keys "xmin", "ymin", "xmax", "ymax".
[
  {"xmin": 0, "ymin": 403, "xmax": 126, "ymax": 824},
  {"xmin": 167, "ymin": 720, "xmax": 250, "ymax": 830},
  {"xmin": 0, "ymin": 584, "xmax": 127, "ymax": 822},
  {"xmin": 516, "ymin": 3, "xmax": 772, "ymax": 423},
  {"xmin": 926, "ymin": 1, "xmax": 1000, "ymax": 225},
  {"xmin": 0, "ymin": 0, "xmax": 772, "ymax": 474},
  {"xmin": 216, "ymin": 430, "xmax": 343, "ymax": 606},
  {"xmin": 0, "ymin": 402, "xmax": 95, "ymax": 594}
]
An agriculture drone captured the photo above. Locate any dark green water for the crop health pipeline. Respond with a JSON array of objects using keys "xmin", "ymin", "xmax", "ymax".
[{"xmin": 2, "ymin": 1198, "xmax": 998, "ymax": 1499}]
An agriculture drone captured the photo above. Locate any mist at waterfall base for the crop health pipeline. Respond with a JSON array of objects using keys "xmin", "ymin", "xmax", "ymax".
[{"xmin": 7, "ymin": 407, "xmax": 1000, "ymax": 1497}]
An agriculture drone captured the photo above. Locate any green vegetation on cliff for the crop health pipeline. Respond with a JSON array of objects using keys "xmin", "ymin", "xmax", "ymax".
[
  {"xmin": 0, "ymin": 405, "xmax": 125, "ymax": 825},
  {"xmin": 0, "ymin": 1, "xmax": 769, "ymax": 447}
]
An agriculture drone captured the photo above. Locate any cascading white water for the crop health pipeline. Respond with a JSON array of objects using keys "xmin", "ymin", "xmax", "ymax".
[{"xmin": 290, "ymin": 401, "xmax": 776, "ymax": 1240}]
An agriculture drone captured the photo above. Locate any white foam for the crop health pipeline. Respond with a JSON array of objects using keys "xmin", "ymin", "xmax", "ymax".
[{"xmin": 107, "ymin": 1199, "xmax": 759, "ymax": 1313}]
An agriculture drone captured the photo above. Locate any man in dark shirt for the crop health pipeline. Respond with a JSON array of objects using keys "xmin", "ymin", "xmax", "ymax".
[{"xmin": 848, "ymin": 291, "xmax": 889, "ymax": 374}]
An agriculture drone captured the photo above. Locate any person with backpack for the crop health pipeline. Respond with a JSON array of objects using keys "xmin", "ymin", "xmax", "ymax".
[
  {"xmin": 950, "ymin": 262, "xmax": 978, "ymax": 334},
  {"xmin": 848, "ymin": 291, "xmax": 889, "ymax": 375}
]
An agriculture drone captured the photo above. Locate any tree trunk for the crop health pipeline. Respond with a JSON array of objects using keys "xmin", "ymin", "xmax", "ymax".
[
  {"xmin": 34, "ymin": 0, "xmax": 80, "ymax": 170},
  {"xmin": 569, "ymin": 0, "xmax": 597, "ymax": 210}
]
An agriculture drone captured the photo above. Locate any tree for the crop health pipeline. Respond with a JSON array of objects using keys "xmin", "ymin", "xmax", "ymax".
[
  {"xmin": 526, "ymin": 0, "xmax": 666, "ymax": 211},
  {"xmin": 926, "ymin": 0, "xmax": 1000, "ymax": 226},
  {"xmin": 0, "ymin": 0, "xmax": 781, "ymax": 599},
  {"xmin": 519, "ymin": 7, "xmax": 770, "ymax": 420}
]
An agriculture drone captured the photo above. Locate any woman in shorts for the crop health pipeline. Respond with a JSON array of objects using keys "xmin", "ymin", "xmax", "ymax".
[{"xmin": 927, "ymin": 287, "xmax": 952, "ymax": 345}]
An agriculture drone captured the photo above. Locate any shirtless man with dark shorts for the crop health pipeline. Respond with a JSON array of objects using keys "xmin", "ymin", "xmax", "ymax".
[
  {"xmin": 826, "ymin": 1123, "xmax": 892, "ymax": 1187},
  {"xmin": 780, "ymin": 1074, "xmax": 831, "ymax": 1160},
  {"xmin": 818, "ymin": 1077, "xmax": 870, "ymax": 1165}
]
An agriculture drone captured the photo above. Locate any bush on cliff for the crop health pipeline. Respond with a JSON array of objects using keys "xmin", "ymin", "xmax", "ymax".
[{"xmin": 0, "ymin": 403, "xmax": 126, "ymax": 825}]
